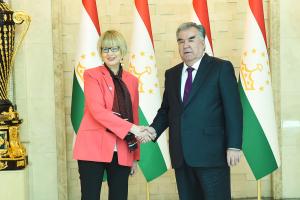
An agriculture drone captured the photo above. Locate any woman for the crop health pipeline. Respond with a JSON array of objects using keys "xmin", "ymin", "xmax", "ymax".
[{"xmin": 73, "ymin": 30, "xmax": 144, "ymax": 200}]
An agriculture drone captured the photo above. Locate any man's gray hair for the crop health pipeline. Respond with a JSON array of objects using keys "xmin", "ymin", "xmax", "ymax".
[{"xmin": 176, "ymin": 22, "xmax": 206, "ymax": 40}]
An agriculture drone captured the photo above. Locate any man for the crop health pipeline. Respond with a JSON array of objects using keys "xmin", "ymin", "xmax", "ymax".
[{"xmin": 147, "ymin": 22, "xmax": 243, "ymax": 200}]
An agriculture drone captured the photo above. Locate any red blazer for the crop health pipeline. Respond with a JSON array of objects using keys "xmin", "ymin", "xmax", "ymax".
[{"xmin": 73, "ymin": 66, "xmax": 140, "ymax": 166}]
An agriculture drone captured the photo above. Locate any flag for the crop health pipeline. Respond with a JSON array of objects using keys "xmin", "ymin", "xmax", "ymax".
[
  {"xmin": 239, "ymin": 0, "xmax": 280, "ymax": 180},
  {"xmin": 71, "ymin": 0, "xmax": 102, "ymax": 134},
  {"xmin": 191, "ymin": 0, "xmax": 213, "ymax": 55},
  {"xmin": 129, "ymin": 0, "xmax": 171, "ymax": 182}
]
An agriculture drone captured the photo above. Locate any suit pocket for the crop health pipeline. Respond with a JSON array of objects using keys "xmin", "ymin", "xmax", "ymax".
[
  {"xmin": 204, "ymin": 127, "xmax": 224, "ymax": 135},
  {"xmin": 75, "ymin": 129, "xmax": 104, "ymax": 153},
  {"xmin": 201, "ymin": 127, "xmax": 226, "ymax": 160}
]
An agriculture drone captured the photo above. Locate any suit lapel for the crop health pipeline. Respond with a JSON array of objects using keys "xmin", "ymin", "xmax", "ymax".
[
  {"xmin": 184, "ymin": 54, "xmax": 213, "ymax": 107},
  {"xmin": 99, "ymin": 67, "xmax": 115, "ymax": 97},
  {"xmin": 173, "ymin": 64, "xmax": 184, "ymax": 105}
]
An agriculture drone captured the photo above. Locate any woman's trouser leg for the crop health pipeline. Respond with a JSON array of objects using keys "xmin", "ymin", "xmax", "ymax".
[
  {"xmin": 78, "ymin": 160, "xmax": 105, "ymax": 200},
  {"xmin": 106, "ymin": 153, "xmax": 131, "ymax": 200}
]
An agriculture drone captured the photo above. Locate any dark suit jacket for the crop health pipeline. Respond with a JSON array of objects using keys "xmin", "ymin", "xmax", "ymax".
[{"xmin": 151, "ymin": 54, "xmax": 243, "ymax": 169}]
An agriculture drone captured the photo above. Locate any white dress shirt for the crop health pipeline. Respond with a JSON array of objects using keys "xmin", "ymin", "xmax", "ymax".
[{"xmin": 180, "ymin": 57, "xmax": 203, "ymax": 100}]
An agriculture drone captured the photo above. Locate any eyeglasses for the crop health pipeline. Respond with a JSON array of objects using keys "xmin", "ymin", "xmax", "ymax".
[{"xmin": 102, "ymin": 46, "xmax": 120, "ymax": 53}]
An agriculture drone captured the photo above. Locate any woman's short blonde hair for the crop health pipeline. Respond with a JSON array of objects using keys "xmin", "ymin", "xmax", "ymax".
[{"xmin": 97, "ymin": 30, "xmax": 128, "ymax": 57}]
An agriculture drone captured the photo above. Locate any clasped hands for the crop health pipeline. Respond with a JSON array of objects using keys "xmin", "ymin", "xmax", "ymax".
[{"xmin": 130, "ymin": 125, "xmax": 157, "ymax": 143}]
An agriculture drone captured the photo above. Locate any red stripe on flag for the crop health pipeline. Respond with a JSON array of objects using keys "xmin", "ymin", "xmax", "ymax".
[
  {"xmin": 82, "ymin": 0, "xmax": 101, "ymax": 35},
  {"xmin": 193, "ymin": 0, "xmax": 213, "ymax": 50},
  {"xmin": 134, "ymin": 0, "xmax": 154, "ymax": 47},
  {"xmin": 249, "ymin": 0, "xmax": 267, "ymax": 46}
]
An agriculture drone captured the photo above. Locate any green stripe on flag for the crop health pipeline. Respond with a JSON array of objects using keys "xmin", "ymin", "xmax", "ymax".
[
  {"xmin": 138, "ymin": 107, "xmax": 168, "ymax": 182},
  {"xmin": 71, "ymin": 72, "xmax": 85, "ymax": 133},
  {"xmin": 239, "ymin": 82, "xmax": 278, "ymax": 179}
]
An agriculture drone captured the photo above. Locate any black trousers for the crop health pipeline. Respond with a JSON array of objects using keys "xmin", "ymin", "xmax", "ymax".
[
  {"xmin": 175, "ymin": 161, "xmax": 231, "ymax": 200},
  {"xmin": 78, "ymin": 153, "xmax": 131, "ymax": 200}
]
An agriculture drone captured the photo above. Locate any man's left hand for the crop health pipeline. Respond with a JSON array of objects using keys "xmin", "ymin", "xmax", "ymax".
[{"xmin": 226, "ymin": 149, "xmax": 241, "ymax": 167}]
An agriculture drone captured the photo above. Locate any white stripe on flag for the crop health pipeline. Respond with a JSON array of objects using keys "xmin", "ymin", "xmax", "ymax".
[
  {"xmin": 130, "ymin": 7, "xmax": 171, "ymax": 169},
  {"xmin": 75, "ymin": 7, "xmax": 102, "ymax": 89},
  {"xmin": 191, "ymin": 10, "xmax": 213, "ymax": 56}
]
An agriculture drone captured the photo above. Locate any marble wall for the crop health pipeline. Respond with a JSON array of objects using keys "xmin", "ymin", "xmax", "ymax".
[
  {"xmin": 279, "ymin": 0, "xmax": 300, "ymax": 198},
  {"xmin": 8, "ymin": 0, "xmax": 300, "ymax": 199},
  {"xmin": 11, "ymin": 1, "xmax": 60, "ymax": 200}
]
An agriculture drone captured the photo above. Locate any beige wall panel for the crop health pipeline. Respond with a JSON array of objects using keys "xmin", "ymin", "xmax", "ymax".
[
  {"xmin": 280, "ymin": 0, "xmax": 300, "ymax": 198},
  {"xmin": 11, "ymin": 0, "xmax": 60, "ymax": 199}
]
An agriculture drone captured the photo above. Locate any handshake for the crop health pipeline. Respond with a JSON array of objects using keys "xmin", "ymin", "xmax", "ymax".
[{"xmin": 129, "ymin": 125, "xmax": 157, "ymax": 143}]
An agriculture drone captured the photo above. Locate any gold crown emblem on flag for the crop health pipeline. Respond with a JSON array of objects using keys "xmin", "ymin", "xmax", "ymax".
[
  {"xmin": 240, "ymin": 49, "xmax": 270, "ymax": 92},
  {"xmin": 129, "ymin": 52, "xmax": 158, "ymax": 94},
  {"xmin": 76, "ymin": 62, "xmax": 85, "ymax": 82},
  {"xmin": 240, "ymin": 60, "xmax": 263, "ymax": 91}
]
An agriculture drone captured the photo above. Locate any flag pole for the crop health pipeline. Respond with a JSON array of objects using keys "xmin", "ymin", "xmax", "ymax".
[
  {"xmin": 257, "ymin": 180, "xmax": 261, "ymax": 200},
  {"xmin": 146, "ymin": 182, "xmax": 150, "ymax": 200}
]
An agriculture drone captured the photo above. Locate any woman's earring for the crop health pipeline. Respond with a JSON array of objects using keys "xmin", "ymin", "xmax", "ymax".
[{"xmin": 120, "ymin": 58, "xmax": 124, "ymax": 67}]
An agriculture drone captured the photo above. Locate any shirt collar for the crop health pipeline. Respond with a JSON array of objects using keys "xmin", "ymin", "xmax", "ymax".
[{"xmin": 183, "ymin": 54, "xmax": 204, "ymax": 72}]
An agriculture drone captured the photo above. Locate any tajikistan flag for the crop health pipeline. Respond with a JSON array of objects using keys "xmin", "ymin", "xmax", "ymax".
[
  {"xmin": 239, "ymin": 0, "xmax": 280, "ymax": 180},
  {"xmin": 191, "ymin": 0, "xmax": 213, "ymax": 55},
  {"xmin": 71, "ymin": 0, "xmax": 102, "ymax": 134},
  {"xmin": 129, "ymin": 0, "xmax": 171, "ymax": 182}
]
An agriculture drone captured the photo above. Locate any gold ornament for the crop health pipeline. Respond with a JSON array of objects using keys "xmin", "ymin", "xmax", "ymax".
[{"xmin": 0, "ymin": 1, "xmax": 30, "ymax": 170}]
